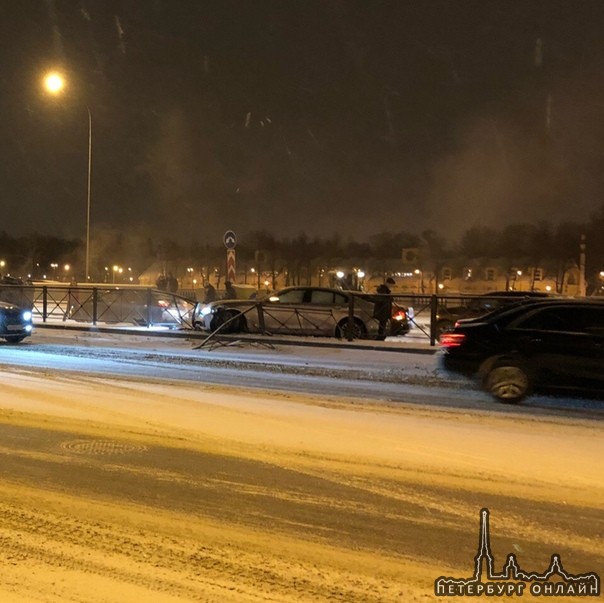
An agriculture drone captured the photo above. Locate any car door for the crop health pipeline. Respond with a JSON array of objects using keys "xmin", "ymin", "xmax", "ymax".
[
  {"xmin": 297, "ymin": 289, "xmax": 347, "ymax": 335},
  {"xmin": 260, "ymin": 288, "xmax": 307, "ymax": 333},
  {"xmin": 510, "ymin": 305, "xmax": 604, "ymax": 390}
]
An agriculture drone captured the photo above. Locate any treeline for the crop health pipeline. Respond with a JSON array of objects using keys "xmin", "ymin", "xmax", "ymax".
[{"xmin": 1, "ymin": 205, "xmax": 603, "ymax": 279}]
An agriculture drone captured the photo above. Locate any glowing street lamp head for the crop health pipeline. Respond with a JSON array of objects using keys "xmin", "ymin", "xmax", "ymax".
[{"xmin": 43, "ymin": 71, "xmax": 66, "ymax": 95}]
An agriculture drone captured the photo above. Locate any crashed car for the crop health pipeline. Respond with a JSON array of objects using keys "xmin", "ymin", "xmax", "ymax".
[{"xmin": 192, "ymin": 286, "xmax": 408, "ymax": 339}]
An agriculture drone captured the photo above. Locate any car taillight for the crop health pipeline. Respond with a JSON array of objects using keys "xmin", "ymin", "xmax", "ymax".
[
  {"xmin": 158, "ymin": 300, "xmax": 170, "ymax": 308},
  {"xmin": 439, "ymin": 333, "xmax": 466, "ymax": 347},
  {"xmin": 392, "ymin": 309, "xmax": 407, "ymax": 321}
]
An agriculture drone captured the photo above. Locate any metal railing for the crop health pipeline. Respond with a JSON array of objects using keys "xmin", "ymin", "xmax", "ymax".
[
  {"xmin": 0, "ymin": 284, "xmax": 196, "ymax": 329},
  {"xmin": 2, "ymin": 284, "xmax": 560, "ymax": 346}
]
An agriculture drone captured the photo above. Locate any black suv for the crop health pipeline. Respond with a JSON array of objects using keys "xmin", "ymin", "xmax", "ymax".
[{"xmin": 440, "ymin": 299, "xmax": 604, "ymax": 402}]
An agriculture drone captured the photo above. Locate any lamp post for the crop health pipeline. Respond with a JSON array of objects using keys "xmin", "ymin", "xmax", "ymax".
[{"xmin": 42, "ymin": 71, "xmax": 93, "ymax": 282}]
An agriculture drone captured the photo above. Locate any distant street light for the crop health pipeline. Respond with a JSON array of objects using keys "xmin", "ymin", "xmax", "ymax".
[
  {"xmin": 42, "ymin": 70, "xmax": 93, "ymax": 282},
  {"xmin": 112, "ymin": 265, "xmax": 122, "ymax": 284}
]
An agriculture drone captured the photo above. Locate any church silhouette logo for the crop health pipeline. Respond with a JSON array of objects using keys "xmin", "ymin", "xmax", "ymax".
[{"xmin": 434, "ymin": 509, "xmax": 600, "ymax": 597}]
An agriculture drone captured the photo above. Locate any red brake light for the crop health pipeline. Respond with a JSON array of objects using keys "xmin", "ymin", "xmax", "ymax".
[
  {"xmin": 439, "ymin": 333, "xmax": 466, "ymax": 347},
  {"xmin": 392, "ymin": 309, "xmax": 407, "ymax": 321}
]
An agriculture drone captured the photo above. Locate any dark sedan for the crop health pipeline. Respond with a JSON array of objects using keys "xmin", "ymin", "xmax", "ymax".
[
  {"xmin": 0, "ymin": 301, "xmax": 33, "ymax": 343},
  {"xmin": 440, "ymin": 299, "xmax": 604, "ymax": 402}
]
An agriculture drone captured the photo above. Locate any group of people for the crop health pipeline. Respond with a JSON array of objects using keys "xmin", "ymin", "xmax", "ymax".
[
  {"xmin": 202, "ymin": 281, "xmax": 236, "ymax": 304},
  {"xmin": 155, "ymin": 273, "xmax": 179, "ymax": 293},
  {"xmin": 155, "ymin": 273, "xmax": 237, "ymax": 302}
]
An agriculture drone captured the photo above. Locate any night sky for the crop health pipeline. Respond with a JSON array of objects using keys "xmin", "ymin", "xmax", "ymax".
[{"xmin": 2, "ymin": 1, "xmax": 604, "ymax": 244}]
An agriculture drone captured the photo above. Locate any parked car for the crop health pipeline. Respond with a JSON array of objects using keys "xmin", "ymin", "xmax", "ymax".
[
  {"xmin": 440, "ymin": 299, "xmax": 604, "ymax": 402},
  {"xmin": 0, "ymin": 301, "xmax": 33, "ymax": 343},
  {"xmin": 192, "ymin": 286, "xmax": 409, "ymax": 339},
  {"xmin": 435, "ymin": 290, "xmax": 555, "ymax": 337},
  {"xmin": 68, "ymin": 288, "xmax": 195, "ymax": 327}
]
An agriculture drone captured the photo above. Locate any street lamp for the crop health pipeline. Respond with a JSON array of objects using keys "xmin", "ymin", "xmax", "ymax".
[
  {"xmin": 112, "ymin": 265, "xmax": 122, "ymax": 284},
  {"xmin": 42, "ymin": 70, "xmax": 93, "ymax": 282}
]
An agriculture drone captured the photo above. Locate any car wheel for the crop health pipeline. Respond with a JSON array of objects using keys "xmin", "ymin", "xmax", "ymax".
[
  {"xmin": 335, "ymin": 318, "xmax": 367, "ymax": 340},
  {"xmin": 210, "ymin": 309, "xmax": 243, "ymax": 334},
  {"xmin": 483, "ymin": 363, "xmax": 530, "ymax": 403}
]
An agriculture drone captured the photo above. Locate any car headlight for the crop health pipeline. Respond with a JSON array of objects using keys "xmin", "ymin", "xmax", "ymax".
[
  {"xmin": 200, "ymin": 305, "xmax": 213, "ymax": 316},
  {"xmin": 22, "ymin": 310, "xmax": 32, "ymax": 321}
]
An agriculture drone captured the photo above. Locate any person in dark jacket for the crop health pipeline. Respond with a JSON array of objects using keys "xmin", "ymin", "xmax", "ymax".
[
  {"xmin": 166, "ymin": 273, "xmax": 179, "ymax": 293},
  {"xmin": 374, "ymin": 283, "xmax": 392, "ymax": 338},
  {"xmin": 156, "ymin": 274, "xmax": 167, "ymax": 291},
  {"xmin": 224, "ymin": 281, "xmax": 237, "ymax": 299},
  {"xmin": 203, "ymin": 283, "xmax": 217, "ymax": 303}
]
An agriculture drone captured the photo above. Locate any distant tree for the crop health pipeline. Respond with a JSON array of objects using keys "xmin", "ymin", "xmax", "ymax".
[
  {"xmin": 458, "ymin": 226, "xmax": 500, "ymax": 258},
  {"xmin": 585, "ymin": 204, "xmax": 604, "ymax": 284},
  {"xmin": 368, "ymin": 231, "xmax": 419, "ymax": 259}
]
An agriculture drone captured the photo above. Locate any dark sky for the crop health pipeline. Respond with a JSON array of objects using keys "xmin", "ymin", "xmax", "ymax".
[{"xmin": 2, "ymin": 0, "xmax": 604, "ymax": 244}]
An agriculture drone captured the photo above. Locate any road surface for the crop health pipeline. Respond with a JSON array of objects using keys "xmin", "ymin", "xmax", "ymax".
[{"xmin": 0, "ymin": 330, "xmax": 602, "ymax": 602}]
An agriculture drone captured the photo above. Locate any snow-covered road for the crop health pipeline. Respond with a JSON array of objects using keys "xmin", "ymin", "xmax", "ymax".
[
  {"xmin": 0, "ymin": 329, "xmax": 603, "ymax": 602},
  {"xmin": 3, "ymin": 326, "xmax": 603, "ymax": 416}
]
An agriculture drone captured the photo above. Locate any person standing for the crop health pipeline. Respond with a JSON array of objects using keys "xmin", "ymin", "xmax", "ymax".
[
  {"xmin": 167, "ymin": 273, "xmax": 178, "ymax": 293},
  {"xmin": 203, "ymin": 283, "xmax": 217, "ymax": 303},
  {"xmin": 224, "ymin": 281, "xmax": 237, "ymax": 299},
  {"xmin": 156, "ymin": 273, "xmax": 167, "ymax": 291},
  {"xmin": 374, "ymin": 283, "xmax": 392, "ymax": 338}
]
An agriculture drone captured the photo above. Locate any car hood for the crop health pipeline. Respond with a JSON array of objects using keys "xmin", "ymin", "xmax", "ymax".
[{"xmin": 0, "ymin": 301, "xmax": 20, "ymax": 310}]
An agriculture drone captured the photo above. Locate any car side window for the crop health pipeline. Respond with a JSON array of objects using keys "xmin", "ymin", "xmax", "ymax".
[
  {"xmin": 572, "ymin": 307, "xmax": 604, "ymax": 333},
  {"xmin": 275, "ymin": 289, "xmax": 305, "ymax": 304},
  {"xmin": 310, "ymin": 290, "xmax": 335, "ymax": 305},
  {"xmin": 516, "ymin": 306, "xmax": 599, "ymax": 333},
  {"xmin": 333, "ymin": 293, "xmax": 348, "ymax": 306}
]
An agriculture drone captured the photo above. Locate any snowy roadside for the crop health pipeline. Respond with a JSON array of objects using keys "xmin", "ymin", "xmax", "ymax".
[
  {"xmin": 32, "ymin": 316, "xmax": 438, "ymax": 352},
  {"xmin": 26, "ymin": 323, "xmax": 454, "ymax": 391},
  {"xmin": 13, "ymin": 324, "xmax": 604, "ymax": 419}
]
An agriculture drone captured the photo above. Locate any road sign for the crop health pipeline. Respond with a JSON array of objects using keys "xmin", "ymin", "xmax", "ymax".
[
  {"xmin": 224, "ymin": 230, "xmax": 237, "ymax": 249},
  {"xmin": 226, "ymin": 249, "xmax": 236, "ymax": 283}
]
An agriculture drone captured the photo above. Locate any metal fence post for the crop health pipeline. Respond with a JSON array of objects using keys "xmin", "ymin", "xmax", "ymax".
[
  {"xmin": 347, "ymin": 295, "xmax": 355, "ymax": 341},
  {"xmin": 430, "ymin": 294, "xmax": 438, "ymax": 346},
  {"xmin": 256, "ymin": 302, "xmax": 266, "ymax": 334},
  {"xmin": 146, "ymin": 288, "xmax": 153, "ymax": 327},
  {"xmin": 92, "ymin": 288, "xmax": 98, "ymax": 326},
  {"xmin": 42, "ymin": 286, "xmax": 48, "ymax": 323}
]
